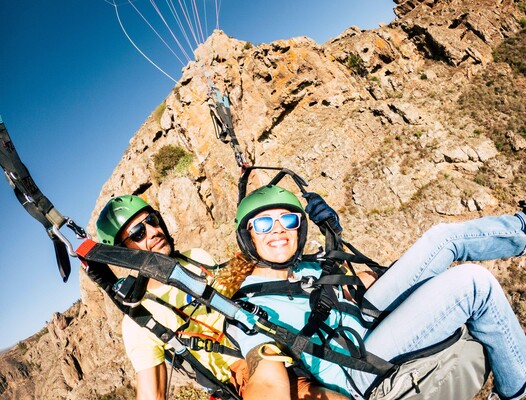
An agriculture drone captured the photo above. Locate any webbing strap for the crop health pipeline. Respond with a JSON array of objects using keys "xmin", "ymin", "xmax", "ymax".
[
  {"xmin": 82, "ymin": 257, "xmax": 242, "ymax": 400},
  {"xmin": 0, "ymin": 118, "xmax": 72, "ymax": 281},
  {"xmin": 0, "ymin": 119, "xmax": 67, "ymax": 229},
  {"xmin": 129, "ymin": 306, "xmax": 241, "ymax": 358},
  {"xmin": 142, "ymin": 292, "xmax": 241, "ymax": 358},
  {"xmin": 76, "ymin": 239, "xmax": 241, "ymax": 319},
  {"xmin": 165, "ymin": 343, "xmax": 242, "ymax": 400},
  {"xmin": 208, "ymin": 88, "xmax": 248, "ymax": 168},
  {"xmin": 179, "ymin": 337, "xmax": 242, "ymax": 358},
  {"xmin": 253, "ymin": 318, "xmax": 394, "ymax": 376},
  {"xmin": 234, "ymin": 280, "xmax": 308, "ymax": 299}
]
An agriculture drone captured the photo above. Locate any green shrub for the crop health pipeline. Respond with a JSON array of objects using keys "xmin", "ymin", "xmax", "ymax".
[
  {"xmin": 493, "ymin": 30, "xmax": 526, "ymax": 75},
  {"xmin": 153, "ymin": 145, "xmax": 194, "ymax": 181},
  {"xmin": 17, "ymin": 341, "xmax": 28, "ymax": 353},
  {"xmin": 98, "ymin": 383, "xmax": 135, "ymax": 400},
  {"xmin": 172, "ymin": 384, "xmax": 209, "ymax": 400},
  {"xmin": 152, "ymin": 101, "xmax": 167, "ymax": 125},
  {"xmin": 345, "ymin": 53, "xmax": 368, "ymax": 77},
  {"xmin": 458, "ymin": 30, "xmax": 526, "ymax": 160}
]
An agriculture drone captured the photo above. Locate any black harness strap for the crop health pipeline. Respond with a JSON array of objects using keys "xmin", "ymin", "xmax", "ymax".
[
  {"xmin": 0, "ymin": 120, "xmax": 64, "ymax": 228},
  {"xmin": 0, "ymin": 118, "xmax": 74, "ymax": 281},
  {"xmin": 76, "ymin": 239, "xmax": 240, "ymax": 319},
  {"xmin": 82, "ymin": 256, "xmax": 242, "ymax": 400},
  {"xmin": 142, "ymin": 293, "xmax": 243, "ymax": 359},
  {"xmin": 180, "ymin": 337, "xmax": 242, "ymax": 358},
  {"xmin": 208, "ymin": 87, "xmax": 248, "ymax": 169},
  {"xmin": 288, "ymin": 225, "xmax": 355, "ymax": 361},
  {"xmin": 234, "ymin": 280, "xmax": 308, "ymax": 299},
  {"xmin": 252, "ymin": 317, "xmax": 395, "ymax": 376}
]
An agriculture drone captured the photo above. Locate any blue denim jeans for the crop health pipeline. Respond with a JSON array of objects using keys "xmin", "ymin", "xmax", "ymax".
[{"xmin": 356, "ymin": 212, "xmax": 526, "ymax": 399}]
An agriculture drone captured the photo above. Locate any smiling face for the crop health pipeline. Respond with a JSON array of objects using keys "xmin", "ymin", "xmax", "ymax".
[
  {"xmin": 249, "ymin": 208, "xmax": 299, "ymax": 264},
  {"xmin": 119, "ymin": 210, "xmax": 172, "ymax": 255}
]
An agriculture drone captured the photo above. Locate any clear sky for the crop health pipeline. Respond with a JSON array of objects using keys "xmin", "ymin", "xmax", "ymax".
[{"xmin": 0, "ymin": 0, "xmax": 395, "ymax": 350}]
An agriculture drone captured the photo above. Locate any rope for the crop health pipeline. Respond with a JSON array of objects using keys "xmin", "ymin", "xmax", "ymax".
[
  {"xmin": 111, "ymin": 0, "xmax": 178, "ymax": 82},
  {"xmin": 106, "ymin": 0, "xmax": 222, "ymax": 82},
  {"xmin": 165, "ymin": 0, "xmax": 195, "ymax": 52},
  {"xmin": 148, "ymin": 0, "xmax": 193, "ymax": 62},
  {"xmin": 177, "ymin": 0, "xmax": 201, "ymax": 48},
  {"xmin": 215, "ymin": 0, "xmax": 221, "ymax": 30},
  {"xmin": 191, "ymin": 0, "xmax": 206, "ymax": 44}
]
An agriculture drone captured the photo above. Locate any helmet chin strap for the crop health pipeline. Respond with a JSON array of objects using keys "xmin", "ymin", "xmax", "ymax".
[{"xmin": 254, "ymin": 255, "xmax": 301, "ymax": 271}]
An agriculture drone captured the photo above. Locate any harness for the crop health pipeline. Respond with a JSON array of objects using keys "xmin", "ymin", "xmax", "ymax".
[
  {"xmin": 78, "ymin": 241, "xmax": 243, "ymax": 400},
  {"xmin": 78, "ymin": 234, "xmax": 470, "ymax": 398},
  {"xmin": 208, "ymin": 85, "xmax": 249, "ymax": 170},
  {"xmin": 231, "ymin": 248, "xmax": 468, "ymax": 398},
  {"xmin": 1, "ymin": 114, "xmax": 485, "ymax": 399},
  {"xmin": 1, "ymin": 117, "xmax": 243, "ymax": 400}
]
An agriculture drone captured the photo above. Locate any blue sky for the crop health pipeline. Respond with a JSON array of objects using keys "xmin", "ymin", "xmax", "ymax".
[{"xmin": 0, "ymin": 1, "xmax": 395, "ymax": 350}]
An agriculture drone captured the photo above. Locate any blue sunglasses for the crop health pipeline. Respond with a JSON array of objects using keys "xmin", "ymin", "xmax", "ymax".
[{"xmin": 247, "ymin": 213, "xmax": 302, "ymax": 234}]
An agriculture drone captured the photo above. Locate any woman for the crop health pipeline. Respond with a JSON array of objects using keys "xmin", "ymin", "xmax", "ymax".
[{"xmin": 222, "ymin": 185, "xmax": 526, "ymax": 400}]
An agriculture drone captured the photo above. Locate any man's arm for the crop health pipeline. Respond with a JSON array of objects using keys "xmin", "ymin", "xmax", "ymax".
[{"xmin": 136, "ymin": 363, "xmax": 167, "ymax": 400}]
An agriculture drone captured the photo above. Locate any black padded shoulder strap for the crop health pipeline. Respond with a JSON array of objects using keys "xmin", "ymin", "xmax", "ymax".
[{"xmin": 76, "ymin": 239, "xmax": 240, "ymax": 319}]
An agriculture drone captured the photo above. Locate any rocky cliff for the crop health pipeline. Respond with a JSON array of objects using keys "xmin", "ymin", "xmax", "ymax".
[{"xmin": 1, "ymin": 0, "xmax": 525, "ymax": 398}]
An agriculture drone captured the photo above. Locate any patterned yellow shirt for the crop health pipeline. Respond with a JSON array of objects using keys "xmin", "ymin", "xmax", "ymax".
[{"xmin": 122, "ymin": 248, "xmax": 238, "ymax": 382}]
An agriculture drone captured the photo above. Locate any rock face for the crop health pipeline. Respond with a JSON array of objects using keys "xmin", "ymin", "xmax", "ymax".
[{"xmin": 1, "ymin": 0, "xmax": 525, "ymax": 398}]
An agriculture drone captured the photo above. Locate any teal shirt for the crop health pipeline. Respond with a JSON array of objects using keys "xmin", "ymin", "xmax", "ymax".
[{"xmin": 229, "ymin": 261, "xmax": 368, "ymax": 398}]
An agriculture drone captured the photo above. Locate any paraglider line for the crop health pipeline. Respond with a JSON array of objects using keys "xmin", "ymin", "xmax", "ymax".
[
  {"xmin": 190, "ymin": 0, "xmax": 206, "ymax": 44},
  {"xmin": 177, "ymin": 0, "xmax": 201, "ymax": 48},
  {"xmin": 147, "ymin": 0, "xmax": 193, "ymax": 62},
  {"xmin": 111, "ymin": 0, "xmax": 178, "ymax": 82},
  {"xmin": 165, "ymin": 0, "xmax": 195, "ymax": 53}
]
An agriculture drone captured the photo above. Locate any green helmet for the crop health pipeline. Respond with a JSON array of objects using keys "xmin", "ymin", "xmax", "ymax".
[
  {"xmin": 96, "ymin": 195, "xmax": 152, "ymax": 245},
  {"xmin": 235, "ymin": 185, "xmax": 308, "ymax": 269}
]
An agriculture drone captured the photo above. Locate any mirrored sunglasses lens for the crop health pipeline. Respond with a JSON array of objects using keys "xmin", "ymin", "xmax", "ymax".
[
  {"xmin": 252, "ymin": 217, "xmax": 274, "ymax": 233},
  {"xmin": 128, "ymin": 223, "xmax": 147, "ymax": 242},
  {"xmin": 280, "ymin": 214, "xmax": 300, "ymax": 229}
]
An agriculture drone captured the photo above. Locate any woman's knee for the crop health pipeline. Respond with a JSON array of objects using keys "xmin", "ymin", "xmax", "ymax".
[
  {"xmin": 421, "ymin": 222, "xmax": 462, "ymax": 245},
  {"xmin": 453, "ymin": 263, "xmax": 498, "ymax": 290}
]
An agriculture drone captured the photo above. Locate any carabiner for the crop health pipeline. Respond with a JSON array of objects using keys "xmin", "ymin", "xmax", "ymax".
[{"xmin": 51, "ymin": 225, "xmax": 77, "ymax": 257}]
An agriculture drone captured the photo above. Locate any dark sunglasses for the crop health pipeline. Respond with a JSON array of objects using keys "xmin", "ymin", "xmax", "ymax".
[
  {"xmin": 120, "ymin": 212, "xmax": 161, "ymax": 244},
  {"xmin": 247, "ymin": 212, "xmax": 302, "ymax": 234}
]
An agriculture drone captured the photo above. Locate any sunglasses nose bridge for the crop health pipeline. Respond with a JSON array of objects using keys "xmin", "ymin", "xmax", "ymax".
[
  {"xmin": 143, "ymin": 219, "xmax": 160, "ymax": 236},
  {"xmin": 276, "ymin": 218, "xmax": 288, "ymax": 231}
]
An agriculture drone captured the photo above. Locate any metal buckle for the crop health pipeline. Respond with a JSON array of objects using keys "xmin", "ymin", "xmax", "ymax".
[{"xmin": 189, "ymin": 337, "xmax": 216, "ymax": 352}]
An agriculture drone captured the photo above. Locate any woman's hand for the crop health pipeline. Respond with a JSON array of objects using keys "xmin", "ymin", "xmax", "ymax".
[
  {"xmin": 358, "ymin": 270, "xmax": 377, "ymax": 289},
  {"xmin": 343, "ymin": 270, "xmax": 378, "ymax": 302}
]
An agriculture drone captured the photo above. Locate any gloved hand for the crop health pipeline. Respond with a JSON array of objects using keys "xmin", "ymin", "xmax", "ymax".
[{"xmin": 303, "ymin": 192, "xmax": 343, "ymax": 235}]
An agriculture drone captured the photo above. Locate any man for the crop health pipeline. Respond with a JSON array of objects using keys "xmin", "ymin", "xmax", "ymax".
[{"xmin": 96, "ymin": 195, "xmax": 242, "ymax": 400}]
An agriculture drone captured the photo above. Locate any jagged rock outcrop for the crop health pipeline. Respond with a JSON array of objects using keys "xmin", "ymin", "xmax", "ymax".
[{"xmin": 1, "ymin": 0, "xmax": 525, "ymax": 398}]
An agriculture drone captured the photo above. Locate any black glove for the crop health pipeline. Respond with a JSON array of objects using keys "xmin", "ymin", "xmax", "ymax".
[{"xmin": 303, "ymin": 192, "xmax": 342, "ymax": 235}]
